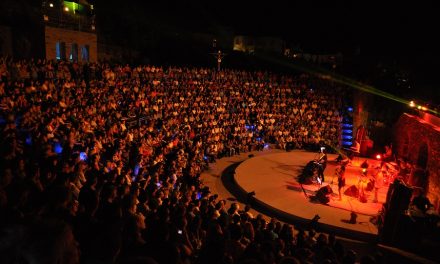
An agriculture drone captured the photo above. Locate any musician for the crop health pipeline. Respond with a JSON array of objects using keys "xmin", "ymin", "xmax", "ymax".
[
  {"xmin": 347, "ymin": 140, "xmax": 360, "ymax": 160},
  {"xmin": 381, "ymin": 144, "xmax": 394, "ymax": 167},
  {"xmin": 358, "ymin": 168, "xmax": 368, "ymax": 203},
  {"xmin": 317, "ymin": 147, "xmax": 328, "ymax": 184},
  {"xmin": 335, "ymin": 164, "xmax": 346, "ymax": 200}
]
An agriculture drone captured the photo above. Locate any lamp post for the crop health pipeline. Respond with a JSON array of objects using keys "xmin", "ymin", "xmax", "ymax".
[{"xmin": 210, "ymin": 50, "xmax": 226, "ymax": 71}]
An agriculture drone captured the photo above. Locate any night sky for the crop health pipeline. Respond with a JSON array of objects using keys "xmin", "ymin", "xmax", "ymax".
[
  {"xmin": 91, "ymin": 0, "xmax": 439, "ymax": 103},
  {"xmin": 1, "ymin": 0, "xmax": 438, "ymax": 103},
  {"xmin": 95, "ymin": 0, "xmax": 439, "ymax": 55}
]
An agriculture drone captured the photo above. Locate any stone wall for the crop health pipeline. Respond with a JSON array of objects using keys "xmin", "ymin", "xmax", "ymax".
[
  {"xmin": 45, "ymin": 26, "xmax": 97, "ymax": 62},
  {"xmin": 394, "ymin": 113, "xmax": 440, "ymax": 212}
]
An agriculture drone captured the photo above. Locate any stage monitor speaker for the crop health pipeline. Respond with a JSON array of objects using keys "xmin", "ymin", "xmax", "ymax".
[
  {"xmin": 344, "ymin": 185, "xmax": 359, "ymax": 198},
  {"xmin": 316, "ymin": 185, "xmax": 332, "ymax": 204}
]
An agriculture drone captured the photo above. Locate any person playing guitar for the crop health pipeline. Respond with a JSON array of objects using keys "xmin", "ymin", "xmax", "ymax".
[
  {"xmin": 358, "ymin": 168, "xmax": 368, "ymax": 203},
  {"xmin": 316, "ymin": 147, "xmax": 328, "ymax": 184}
]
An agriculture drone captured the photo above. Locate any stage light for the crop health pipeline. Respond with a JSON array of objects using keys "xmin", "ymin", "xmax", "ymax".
[
  {"xmin": 417, "ymin": 105, "xmax": 422, "ymax": 110},
  {"xmin": 376, "ymin": 154, "xmax": 381, "ymax": 160},
  {"xmin": 362, "ymin": 168, "xmax": 367, "ymax": 174},
  {"xmin": 309, "ymin": 214, "xmax": 321, "ymax": 229},
  {"xmin": 342, "ymin": 141, "xmax": 352, "ymax": 146},
  {"xmin": 421, "ymin": 106, "xmax": 427, "ymax": 111},
  {"xmin": 64, "ymin": 6, "xmax": 69, "ymax": 11},
  {"xmin": 49, "ymin": 3, "xmax": 54, "ymax": 7},
  {"xmin": 409, "ymin": 101, "xmax": 415, "ymax": 107}
]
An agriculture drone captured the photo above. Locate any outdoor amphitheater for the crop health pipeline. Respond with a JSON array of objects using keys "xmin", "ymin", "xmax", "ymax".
[{"xmin": 1, "ymin": 1, "xmax": 440, "ymax": 264}]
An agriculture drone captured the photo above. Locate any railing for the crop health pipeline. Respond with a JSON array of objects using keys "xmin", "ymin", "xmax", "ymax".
[{"xmin": 43, "ymin": 8, "xmax": 95, "ymax": 33}]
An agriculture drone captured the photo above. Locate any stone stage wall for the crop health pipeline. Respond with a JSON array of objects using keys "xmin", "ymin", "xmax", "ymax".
[{"xmin": 394, "ymin": 113, "xmax": 440, "ymax": 212}]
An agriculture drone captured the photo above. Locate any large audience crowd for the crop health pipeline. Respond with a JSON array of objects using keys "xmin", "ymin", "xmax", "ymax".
[{"xmin": 0, "ymin": 58, "xmax": 385, "ymax": 264}]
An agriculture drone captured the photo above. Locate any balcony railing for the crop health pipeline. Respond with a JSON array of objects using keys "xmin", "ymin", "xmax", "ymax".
[{"xmin": 43, "ymin": 7, "xmax": 95, "ymax": 33}]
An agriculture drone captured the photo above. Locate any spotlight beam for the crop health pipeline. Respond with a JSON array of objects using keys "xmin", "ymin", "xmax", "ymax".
[{"xmin": 256, "ymin": 54, "xmax": 438, "ymax": 115}]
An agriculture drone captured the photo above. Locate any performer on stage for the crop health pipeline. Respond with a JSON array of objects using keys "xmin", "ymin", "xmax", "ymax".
[
  {"xmin": 335, "ymin": 164, "xmax": 346, "ymax": 200},
  {"xmin": 358, "ymin": 168, "xmax": 368, "ymax": 203},
  {"xmin": 380, "ymin": 144, "xmax": 394, "ymax": 167},
  {"xmin": 317, "ymin": 147, "xmax": 328, "ymax": 184}
]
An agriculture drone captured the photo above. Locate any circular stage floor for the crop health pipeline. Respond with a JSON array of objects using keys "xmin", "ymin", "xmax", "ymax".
[{"xmin": 234, "ymin": 150, "xmax": 386, "ymax": 239}]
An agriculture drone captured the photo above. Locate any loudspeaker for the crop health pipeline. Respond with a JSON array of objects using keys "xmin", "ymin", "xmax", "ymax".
[
  {"xmin": 316, "ymin": 185, "xmax": 333, "ymax": 204},
  {"xmin": 344, "ymin": 185, "xmax": 359, "ymax": 198}
]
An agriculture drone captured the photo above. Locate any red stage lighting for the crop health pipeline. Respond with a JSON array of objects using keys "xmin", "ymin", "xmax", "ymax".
[{"xmin": 376, "ymin": 154, "xmax": 381, "ymax": 160}]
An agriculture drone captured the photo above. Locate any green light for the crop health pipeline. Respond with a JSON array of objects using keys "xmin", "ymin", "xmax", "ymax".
[
  {"xmin": 255, "ymin": 53, "xmax": 439, "ymax": 115},
  {"xmin": 63, "ymin": 1, "xmax": 84, "ymax": 13}
]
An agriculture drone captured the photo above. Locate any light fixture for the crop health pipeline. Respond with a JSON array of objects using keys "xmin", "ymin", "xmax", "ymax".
[{"xmin": 49, "ymin": 3, "xmax": 54, "ymax": 7}]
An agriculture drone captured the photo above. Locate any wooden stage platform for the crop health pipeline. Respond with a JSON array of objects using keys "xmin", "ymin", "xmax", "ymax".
[
  {"xmin": 200, "ymin": 149, "xmax": 391, "ymax": 241},
  {"xmin": 233, "ymin": 150, "xmax": 386, "ymax": 239}
]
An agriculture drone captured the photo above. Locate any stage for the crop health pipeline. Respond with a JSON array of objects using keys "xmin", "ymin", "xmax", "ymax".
[{"xmin": 233, "ymin": 150, "xmax": 388, "ymax": 239}]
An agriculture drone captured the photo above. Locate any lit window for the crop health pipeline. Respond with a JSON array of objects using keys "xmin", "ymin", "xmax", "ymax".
[
  {"xmin": 56, "ymin": 42, "xmax": 66, "ymax": 60},
  {"xmin": 81, "ymin": 45, "xmax": 89, "ymax": 62},
  {"xmin": 70, "ymin": 43, "xmax": 78, "ymax": 62}
]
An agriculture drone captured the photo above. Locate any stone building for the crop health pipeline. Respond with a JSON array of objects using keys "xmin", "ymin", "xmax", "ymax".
[
  {"xmin": 394, "ymin": 113, "xmax": 440, "ymax": 212},
  {"xmin": 43, "ymin": 0, "xmax": 97, "ymax": 62}
]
